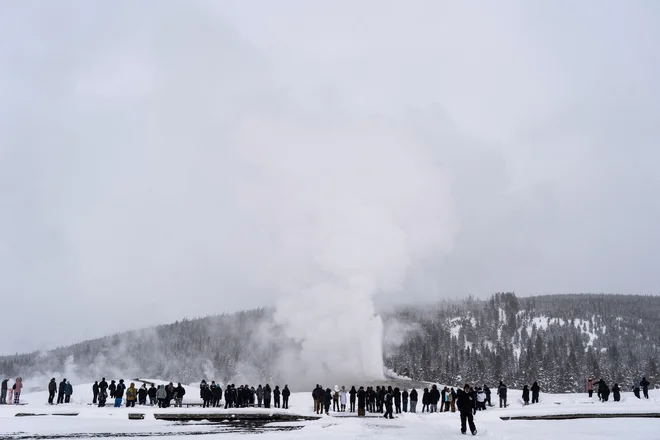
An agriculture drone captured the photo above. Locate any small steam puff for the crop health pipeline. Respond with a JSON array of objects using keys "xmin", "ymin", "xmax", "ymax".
[{"xmin": 233, "ymin": 116, "xmax": 458, "ymax": 388}]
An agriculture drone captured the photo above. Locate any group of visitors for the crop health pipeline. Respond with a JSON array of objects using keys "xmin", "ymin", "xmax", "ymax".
[
  {"xmin": 585, "ymin": 376, "xmax": 651, "ymax": 402},
  {"xmin": 215, "ymin": 382, "xmax": 291, "ymax": 409},
  {"xmin": 0, "ymin": 378, "xmax": 23, "ymax": 405}
]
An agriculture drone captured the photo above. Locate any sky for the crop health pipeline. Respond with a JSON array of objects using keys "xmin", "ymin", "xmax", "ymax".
[{"xmin": 1, "ymin": 0, "xmax": 660, "ymax": 356}]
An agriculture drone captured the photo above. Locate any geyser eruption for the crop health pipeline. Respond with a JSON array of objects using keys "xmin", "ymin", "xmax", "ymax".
[{"xmin": 234, "ymin": 116, "xmax": 458, "ymax": 388}]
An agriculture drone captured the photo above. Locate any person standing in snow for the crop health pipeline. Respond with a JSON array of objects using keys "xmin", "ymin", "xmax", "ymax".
[
  {"xmin": 451, "ymin": 388, "xmax": 457, "ymax": 412},
  {"xmin": 422, "ymin": 387, "xmax": 430, "ymax": 412},
  {"xmin": 484, "ymin": 384, "xmax": 492, "ymax": 407},
  {"xmin": 125, "ymin": 383, "xmax": 137, "ymax": 407},
  {"xmin": 349, "ymin": 386, "xmax": 357, "ymax": 412},
  {"xmin": 612, "ymin": 383, "xmax": 621, "ymax": 402},
  {"xmin": 57, "ymin": 378, "xmax": 67, "ymax": 404},
  {"xmin": 457, "ymin": 384, "xmax": 477, "ymax": 436},
  {"xmin": 383, "ymin": 388, "xmax": 394, "ymax": 419},
  {"xmin": 476, "ymin": 387, "xmax": 487, "ymax": 410},
  {"xmin": 148, "ymin": 384, "xmax": 157, "ymax": 405},
  {"xmin": 202, "ymin": 383, "xmax": 212, "ymax": 408},
  {"xmin": 138, "ymin": 384, "xmax": 147, "ymax": 405},
  {"xmin": 586, "ymin": 377, "xmax": 594, "ymax": 398},
  {"xmin": 357, "ymin": 386, "xmax": 366, "ymax": 416},
  {"xmin": 156, "ymin": 385, "xmax": 167, "ymax": 408},
  {"xmin": 531, "ymin": 382, "xmax": 540, "ymax": 404},
  {"xmin": 600, "ymin": 381, "xmax": 610, "ymax": 402},
  {"xmin": 1, "ymin": 378, "xmax": 8, "ymax": 405},
  {"xmin": 339, "ymin": 386, "xmax": 347, "ymax": 412},
  {"xmin": 497, "ymin": 381, "xmax": 507, "ymax": 408},
  {"xmin": 98, "ymin": 388, "xmax": 108, "ymax": 407},
  {"xmin": 99, "ymin": 378, "xmax": 108, "ymax": 397},
  {"xmin": 48, "ymin": 378, "xmax": 57, "ymax": 405},
  {"xmin": 402, "ymin": 388, "xmax": 409, "ymax": 412},
  {"xmin": 430, "ymin": 385, "xmax": 440, "ymax": 413},
  {"xmin": 92, "ymin": 381, "xmax": 99, "ymax": 404},
  {"xmin": 13, "ymin": 378, "xmax": 23, "ymax": 405},
  {"xmin": 175, "ymin": 383, "xmax": 186, "ymax": 407},
  {"xmin": 393, "ymin": 387, "xmax": 402, "ymax": 414},
  {"xmin": 323, "ymin": 388, "xmax": 332, "ymax": 415},
  {"xmin": 333, "ymin": 386, "xmax": 340, "ymax": 412},
  {"xmin": 64, "ymin": 381, "xmax": 73, "ymax": 403},
  {"xmin": 640, "ymin": 377, "xmax": 650, "ymax": 399},
  {"xmin": 264, "ymin": 384, "xmax": 272, "ymax": 408},
  {"xmin": 409, "ymin": 388, "xmax": 418, "ymax": 413},
  {"xmin": 273, "ymin": 385, "xmax": 281, "ymax": 408},
  {"xmin": 522, "ymin": 385, "xmax": 530, "ymax": 406},
  {"xmin": 114, "ymin": 380, "xmax": 125, "ymax": 407},
  {"xmin": 109, "ymin": 380, "xmax": 116, "ymax": 399},
  {"xmin": 282, "ymin": 385, "xmax": 291, "ymax": 409},
  {"xmin": 256, "ymin": 384, "xmax": 264, "ymax": 408}
]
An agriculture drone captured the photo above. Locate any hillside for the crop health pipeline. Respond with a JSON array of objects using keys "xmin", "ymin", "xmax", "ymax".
[{"xmin": 1, "ymin": 293, "xmax": 659, "ymax": 392}]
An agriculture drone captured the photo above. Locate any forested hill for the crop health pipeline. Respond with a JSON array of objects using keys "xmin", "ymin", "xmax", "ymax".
[
  {"xmin": 1, "ymin": 293, "xmax": 659, "ymax": 392},
  {"xmin": 384, "ymin": 293, "xmax": 660, "ymax": 392}
]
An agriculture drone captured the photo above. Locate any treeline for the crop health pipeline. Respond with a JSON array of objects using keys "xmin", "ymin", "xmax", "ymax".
[
  {"xmin": 1, "ymin": 294, "xmax": 659, "ymax": 393},
  {"xmin": 385, "ymin": 293, "xmax": 660, "ymax": 392}
]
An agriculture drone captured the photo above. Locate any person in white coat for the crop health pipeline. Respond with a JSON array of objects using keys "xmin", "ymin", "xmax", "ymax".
[{"xmin": 339, "ymin": 386, "xmax": 348, "ymax": 412}]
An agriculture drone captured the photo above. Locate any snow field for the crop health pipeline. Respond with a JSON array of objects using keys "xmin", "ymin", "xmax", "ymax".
[{"xmin": 1, "ymin": 380, "xmax": 658, "ymax": 439}]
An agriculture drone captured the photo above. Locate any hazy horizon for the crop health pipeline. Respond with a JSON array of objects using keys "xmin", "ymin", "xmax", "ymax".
[{"xmin": 2, "ymin": 0, "xmax": 660, "ymax": 356}]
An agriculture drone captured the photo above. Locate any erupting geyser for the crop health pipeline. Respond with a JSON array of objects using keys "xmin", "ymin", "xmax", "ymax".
[{"xmin": 234, "ymin": 116, "xmax": 458, "ymax": 388}]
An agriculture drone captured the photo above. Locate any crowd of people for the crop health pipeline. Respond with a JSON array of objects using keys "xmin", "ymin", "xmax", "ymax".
[
  {"xmin": 310, "ymin": 383, "xmax": 480, "ymax": 435},
  {"xmin": 200, "ymin": 381, "xmax": 291, "ymax": 409}
]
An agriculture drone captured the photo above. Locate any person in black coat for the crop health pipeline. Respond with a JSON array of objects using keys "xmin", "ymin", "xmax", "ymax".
[
  {"xmin": 357, "ymin": 386, "xmax": 366, "ymax": 416},
  {"xmin": 522, "ymin": 385, "xmax": 530, "ymax": 405},
  {"xmin": 393, "ymin": 387, "xmax": 401, "ymax": 414},
  {"xmin": 612, "ymin": 383, "xmax": 621, "ymax": 402},
  {"xmin": 323, "ymin": 388, "xmax": 332, "ymax": 415},
  {"xmin": 47, "ymin": 378, "xmax": 57, "ymax": 404},
  {"xmin": 148, "ymin": 384, "xmax": 157, "ymax": 405},
  {"xmin": 349, "ymin": 386, "xmax": 357, "ymax": 412},
  {"xmin": 109, "ymin": 380, "xmax": 117, "ymax": 399},
  {"xmin": 640, "ymin": 377, "xmax": 650, "ymax": 399},
  {"xmin": 497, "ymin": 381, "xmax": 507, "ymax": 408},
  {"xmin": 409, "ymin": 388, "xmax": 418, "ymax": 413},
  {"xmin": 138, "ymin": 385, "xmax": 148, "ymax": 405},
  {"xmin": 531, "ymin": 382, "xmax": 540, "ymax": 404},
  {"xmin": 457, "ymin": 384, "xmax": 477, "ymax": 435},
  {"xmin": 402, "ymin": 389, "xmax": 409, "ymax": 412},
  {"xmin": 99, "ymin": 378, "xmax": 108, "ymax": 394},
  {"xmin": 264, "ymin": 384, "xmax": 272, "ymax": 408},
  {"xmin": 422, "ymin": 387, "xmax": 430, "ymax": 412},
  {"xmin": 600, "ymin": 381, "xmax": 610, "ymax": 402},
  {"xmin": 57, "ymin": 379, "xmax": 67, "ymax": 404},
  {"xmin": 282, "ymin": 385, "xmax": 290, "ymax": 409},
  {"xmin": 273, "ymin": 385, "xmax": 281, "ymax": 408},
  {"xmin": 92, "ymin": 381, "xmax": 99, "ymax": 404},
  {"xmin": 430, "ymin": 385, "xmax": 440, "ymax": 412}
]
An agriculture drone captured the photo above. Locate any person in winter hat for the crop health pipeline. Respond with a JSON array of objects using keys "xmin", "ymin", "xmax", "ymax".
[
  {"xmin": 332, "ymin": 386, "xmax": 340, "ymax": 412},
  {"xmin": 282, "ymin": 385, "xmax": 291, "ymax": 409},
  {"xmin": 57, "ymin": 378, "xmax": 67, "ymax": 404},
  {"xmin": 497, "ymin": 381, "xmax": 507, "ymax": 408},
  {"xmin": 586, "ymin": 377, "xmax": 594, "ymax": 398}
]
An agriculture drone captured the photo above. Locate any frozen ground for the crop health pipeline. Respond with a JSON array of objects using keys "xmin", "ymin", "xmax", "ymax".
[{"xmin": 1, "ymin": 379, "xmax": 658, "ymax": 439}]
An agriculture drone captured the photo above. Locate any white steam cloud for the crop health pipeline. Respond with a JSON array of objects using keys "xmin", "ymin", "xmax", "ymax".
[{"xmin": 232, "ymin": 115, "xmax": 459, "ymax": 386}]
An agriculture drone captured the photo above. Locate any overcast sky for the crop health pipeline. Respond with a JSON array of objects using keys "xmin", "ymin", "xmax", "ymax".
[{"xmin": 1, "ymin": 0, "xmax": 659, "ymax": 355}]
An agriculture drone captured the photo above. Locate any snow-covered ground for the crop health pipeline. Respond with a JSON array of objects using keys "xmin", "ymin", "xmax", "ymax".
[{"xmin": 1, "ymin": 379, "xmax": 658, "ymax": 439}]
